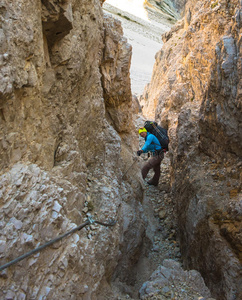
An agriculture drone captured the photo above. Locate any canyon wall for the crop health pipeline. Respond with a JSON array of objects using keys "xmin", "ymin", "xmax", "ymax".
[
  {"xmin": 141, "ymin": 0, "xmax": 241, "ymax": 299},
  {"xmin": 0, "ymin": 0, "xmax": 144, "ymax": 299}
]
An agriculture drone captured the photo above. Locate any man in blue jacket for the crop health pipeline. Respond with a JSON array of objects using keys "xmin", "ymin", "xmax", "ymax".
[{"xmin": 137, "ymin": 127, "xmax": 164, "ymax": 186}]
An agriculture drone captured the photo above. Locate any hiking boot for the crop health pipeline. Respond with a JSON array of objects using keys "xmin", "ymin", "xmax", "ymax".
[{"xmin": 147, "ymin": 180, "xmax": 158, "ymax": 186}]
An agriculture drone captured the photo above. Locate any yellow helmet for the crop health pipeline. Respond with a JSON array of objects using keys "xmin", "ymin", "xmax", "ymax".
[{"xmin": 138, "ymin": 127, "xmax": 147, "ymax": 134}]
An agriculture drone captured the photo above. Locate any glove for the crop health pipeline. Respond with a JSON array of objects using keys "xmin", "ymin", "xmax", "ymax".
[{"xmin": 137, "ymin": 150, "xmax": 143, "ymax": 156}]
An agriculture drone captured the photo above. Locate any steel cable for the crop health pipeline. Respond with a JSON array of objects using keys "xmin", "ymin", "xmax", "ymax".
[{"xmin": 0, "ymin": 216, "xmax": 116, "ymax": 272}]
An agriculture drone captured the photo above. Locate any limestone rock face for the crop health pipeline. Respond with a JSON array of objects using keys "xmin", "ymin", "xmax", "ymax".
[
  {"xmin": 0, "ymin": 0, "xmax": 143, "ymax": 299},
  {"xmin": 42, "ymin": 0, "xmax": 73, "ymax": 49},
  {"xmin": 142, "ymin": 0, "xmax": 242, "ymax": 299},
  {"xmin": 144, "ymin": 0, "xmax": 188, "ymax": 19},
  {"xmin": 144, "ymin": 0, "xmax": 180, "ymax": 20},
  {"xmin": 101, "ymin": 14, "xmax": 132, "ymax": 133},
  {"xmin": 139, "ymin": 259, "xmax": 213, "ymax": 299}
]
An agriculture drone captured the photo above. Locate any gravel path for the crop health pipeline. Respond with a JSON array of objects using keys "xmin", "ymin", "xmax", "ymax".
[
  {"xmin": 111, "ymin": 152, "xmax": 182, "ymax": 300},
  {"xmin": 129, "ymin": 153, "xmax": 182, "ymax": 299}
]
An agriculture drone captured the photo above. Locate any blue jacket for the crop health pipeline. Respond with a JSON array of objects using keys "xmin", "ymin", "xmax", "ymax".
[{"xmin": 141, "ymin": 132, "xmax": 162, "ymax": 153}]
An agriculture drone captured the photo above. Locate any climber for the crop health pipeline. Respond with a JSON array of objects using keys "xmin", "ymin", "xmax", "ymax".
[{"xmin": 137, "ymin": 127, "xmax": 164, "ymax": 186}]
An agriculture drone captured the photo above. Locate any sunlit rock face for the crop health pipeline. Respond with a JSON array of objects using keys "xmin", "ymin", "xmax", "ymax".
[
  {"xmin": 144, "ymin": 0, "xmax": 188, "ymax": 19},
  {"xmin": 142, "ymin": 0, "xmax": 242, "ymax": 299},
  {"xmin": 0, "ymin": 0, "xmax": 143, "ymax": 299},
  {"xmin": 101, "ymin": 14, "xmax": 133, "ymax": 133}
]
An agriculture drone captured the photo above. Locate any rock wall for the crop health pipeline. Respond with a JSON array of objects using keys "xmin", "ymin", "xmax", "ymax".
[
  {"xmin": 144, "ymin": 0, "xmax": 188, "ymax": 19},
  {"xmin": 139, "ymin": 259, "xmax": 212, "ymax": 299},
  {"xmin": 144, "ymin": 0, "xmax": 180, "ymax": 20},
  {"xmin": 141, "ymin": 0, "xmax": 242, "ymax": 299},
  {"xmin": 101, "ymin": 14, "xmax": 132, "ymax": 133},
  {"xmin": 0, "ymin": 0, "xmax": 144, "ymax": 299}
]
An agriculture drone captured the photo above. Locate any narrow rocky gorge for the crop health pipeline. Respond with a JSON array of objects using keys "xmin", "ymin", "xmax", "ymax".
[
  {"xmin": 0, "ymin": 0, "xmax": 241, "ymax": 300},
  {"xmin": 111, "ymin": 151, "xmax": 214, "ymax": 300}
]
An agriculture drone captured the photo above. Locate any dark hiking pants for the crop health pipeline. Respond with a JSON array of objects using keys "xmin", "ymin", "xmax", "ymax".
[{"xmin": 141, "ymin": 152, "xmax": 164, "ymax": 186}]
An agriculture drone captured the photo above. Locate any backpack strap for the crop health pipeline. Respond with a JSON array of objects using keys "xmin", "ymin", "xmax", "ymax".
[{"xmin": 152, "ymin": 123, "xmax": 168, "ymax": 140}]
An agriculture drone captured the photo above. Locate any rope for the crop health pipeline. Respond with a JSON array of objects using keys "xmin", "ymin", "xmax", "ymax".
[{"xmin": 0, "ymin": 216, "xmax": 116, "ymax": 272}]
